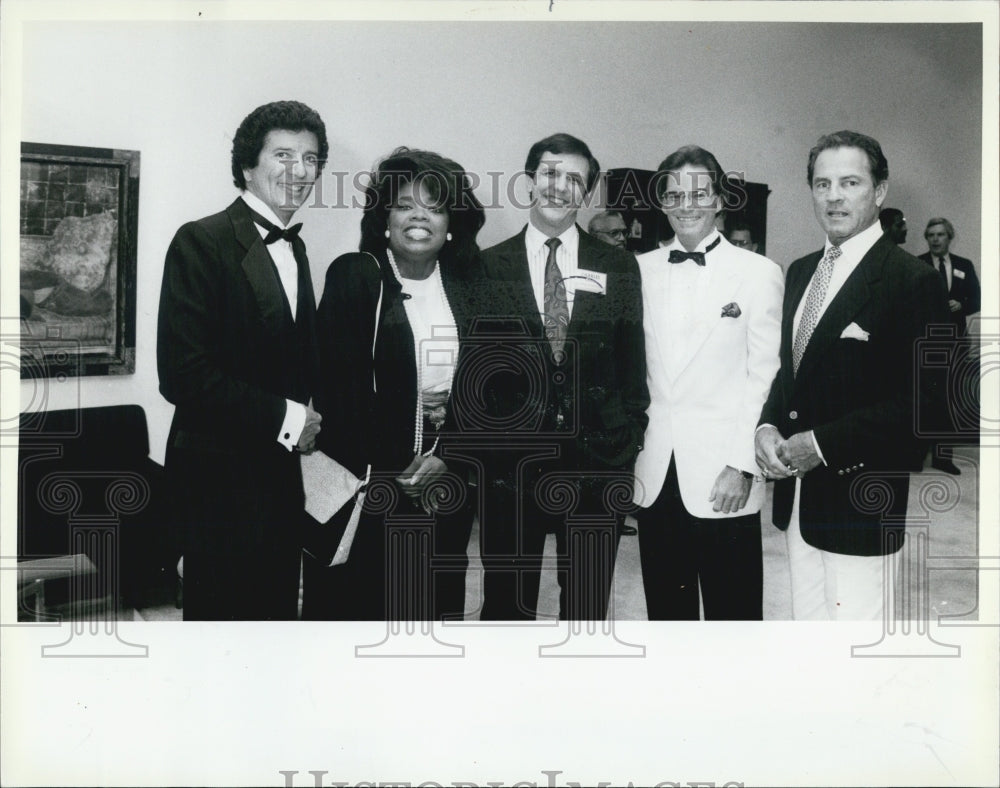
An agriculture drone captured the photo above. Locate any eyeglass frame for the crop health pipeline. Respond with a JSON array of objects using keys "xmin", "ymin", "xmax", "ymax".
[{"xmin": 593, "ymin": 227, "xmax": 628, "ymax": 239}]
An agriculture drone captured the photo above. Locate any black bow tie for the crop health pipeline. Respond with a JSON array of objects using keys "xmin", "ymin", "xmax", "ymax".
[
  {"xmin": 248, "ymin": 208, "xmax": 302, "ymax": 245},
  {"xmin": 668, "ymin": 235, "xmax": 721, "ymax": 266}
]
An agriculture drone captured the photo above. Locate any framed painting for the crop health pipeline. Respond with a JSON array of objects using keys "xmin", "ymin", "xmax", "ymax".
[{"xmin": 19, "ymin": 142, "xmax": 139, "ymax": 378}]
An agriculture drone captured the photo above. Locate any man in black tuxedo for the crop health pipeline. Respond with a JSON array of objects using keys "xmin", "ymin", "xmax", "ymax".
[
  {"xmin": 458, "ymin": 133, "xmax": 648, "ymax": 620},
  {"xmin": 755, "ymin": 130, "xmax": 948, "ymax": 620},
  {"xmin": 157, "ymin": 101, "xmax": 326, "ymax": 620},
  {"xmin": 918, "ymin": 217, "xmax": 981, "ymax": 474}
]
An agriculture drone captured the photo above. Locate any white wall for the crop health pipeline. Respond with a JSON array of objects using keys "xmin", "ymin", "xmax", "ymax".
[{"xmin": 16, "ymin": 20, "xmax": 984, "ymax": 464}]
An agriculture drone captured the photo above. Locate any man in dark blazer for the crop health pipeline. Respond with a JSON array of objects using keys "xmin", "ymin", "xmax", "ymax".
[
  {"xmin": 919, "ymin": 217, "xmax": 981, "ymax": 474},
  {"xmin": 157, "ymin": 101, "xmax": 327, "ymax": 620},
  {"xmin": 456, "ymin": 133, "xmax": 648, "ymax": 620},
  {"xmin": 755, "ymin": 130, "xmax": 948, "ymax": 620}
]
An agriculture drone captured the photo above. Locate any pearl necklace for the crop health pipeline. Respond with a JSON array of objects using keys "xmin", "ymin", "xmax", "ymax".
[{"xmin": 385, "ymin": 247, "xmax": 456, "ymax": 456}]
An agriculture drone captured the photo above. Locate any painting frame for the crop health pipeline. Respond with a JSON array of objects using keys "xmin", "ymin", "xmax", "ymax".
[{"xmin": 19, "ymin": 142, "xmax": 139, "ymax": 378}]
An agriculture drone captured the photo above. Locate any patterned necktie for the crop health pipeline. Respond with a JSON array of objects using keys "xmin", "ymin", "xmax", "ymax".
[
  {"xmin": 937, "ymin": 256, "xmax": 950, "ymax": 292},
  {"xmin": 792, "ymin": 244, "xmax": 841, "ymax": 375},
  {"xmin": 542, "ymin": 237, "xmax": 568, "ymax": 363}
]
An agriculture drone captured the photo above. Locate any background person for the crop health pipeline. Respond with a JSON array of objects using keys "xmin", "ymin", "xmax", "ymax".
[
  {"xmin": 918, "ymin": 217, "xmax": 981, "ymax": 475},
  {"xmin": 879, "ymin": 207, "xmax": 908, "ymax": 245},
  {"xmin": 588, "ymin": 210, "xmax": 629, "ymax": 249},
  {"xmin": 727, "ymin": 220, "xmax": 759, "ymax": 253}
]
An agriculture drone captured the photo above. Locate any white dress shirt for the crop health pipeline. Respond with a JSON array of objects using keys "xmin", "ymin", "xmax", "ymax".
[
  {"xmin": 788, "ymin": 219, "xmax": 884, "ymax": 463},
  {"xmin": 932, "ymin": 252, "xmax": 953, "ymax": 291},
  {"xmin": 240, "ymin": 191, "xmax": 306, "ymax": 451},
  {"xmin": 792, "ymin": 220, "xmax": 883, "ymax": 341},
  {"xmin": 396, "ymin": 265, "xmax": 459, "ymax": 395},
  {"xmin": 242, "ymin": 191, "xmax": 299, "ymax": 319},
  {"xmin": 525, "ymin": 221, "xmax": 581, "ymax": 320},
  {"xmin": 661, "ymin": 230, "xmax": 717, "ymax": 379}
]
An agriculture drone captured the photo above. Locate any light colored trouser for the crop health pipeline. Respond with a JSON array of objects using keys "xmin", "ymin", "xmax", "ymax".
[{"xmin": 786, "ymin": 480, "xmax": 900, "ymax": 621}]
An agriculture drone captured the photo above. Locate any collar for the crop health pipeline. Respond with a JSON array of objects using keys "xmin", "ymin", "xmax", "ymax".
[
  {"xmin": 665, "ymin": 229, "xmax": 722, "ymax": 255},
  {"xmin": 824, "ymin": 220, "xmax": 883, "ymax": 259},
  {"xmin": 526, "ymin": 221, "xmax": 579, "ymax": 255},
  {"xmin": 241, "ymin": 191, "xmax": 293, "ymax": 230}
]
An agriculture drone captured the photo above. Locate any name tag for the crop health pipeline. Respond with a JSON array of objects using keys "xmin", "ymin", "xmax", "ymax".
[
  {"xmin": 573, "ymin": 270, "xmax": 606, "ymax": 294},
  {"xmin": 953, "ymin": 268, "xmax": 966, "ymax": 279}
]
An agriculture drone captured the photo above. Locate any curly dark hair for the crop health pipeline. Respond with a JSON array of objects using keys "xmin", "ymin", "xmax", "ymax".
[
  {"xmin": 231, "ymin": 101, "xmax": 329, "ymax": 189},
  {"xmin": 807, "ymin": 130, "xmax": 888, "ymax": 187},
  {"xmin": 359, "ymin": 147, "xmax": 485, "ymax": 273}
]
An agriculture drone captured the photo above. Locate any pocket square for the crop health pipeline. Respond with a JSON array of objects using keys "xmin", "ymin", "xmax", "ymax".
[
  {"xmin": 840, "ymin": 322, "xmax": 870, "ymax": 341},
  {"xmin": 721, "ymin": 302, "xmax": 741, "ymax": 318}
]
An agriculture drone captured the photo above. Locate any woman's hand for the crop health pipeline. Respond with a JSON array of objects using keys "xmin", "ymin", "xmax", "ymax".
[{"xmin": 396, "ymin": 454, "xmax": 448, "ymax": 511}]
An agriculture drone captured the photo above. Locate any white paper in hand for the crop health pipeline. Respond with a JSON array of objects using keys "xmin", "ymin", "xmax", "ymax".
[
  {"xmin": 301, "ymin": 450, "xmax": 362, "ymax": 523},
  {"xmin": 331, "ymin": 491, "xmax": 366, "ymax": 566}
]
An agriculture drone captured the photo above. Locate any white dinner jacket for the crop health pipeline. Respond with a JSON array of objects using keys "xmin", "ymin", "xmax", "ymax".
[{"xmin": 633, "ymin": 236, "xmax": 783, "ymax": 518}]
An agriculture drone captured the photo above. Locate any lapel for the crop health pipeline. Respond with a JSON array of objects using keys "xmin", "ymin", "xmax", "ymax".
[
  {"xmin": 671, "ymin": 241, "xmax": 744, "ymax": 380},
  {"xmin": 780, "ymin": 249, "xmax": 823, "ymax": 375},
  {"xmin": 793, "ymin": 235, "xmax": 889, "ymax": 384},
  {"xmin": 486, "ymin": 227, "xmax": 545, "ymax": 338},
  {"xmin": 920, "ymin": 250, "xmax": 952, "ymax": 294},
  {"xmin": 568, "ymin": 228, "xmax": 612, "ymax": 334},
  {"xmin": 228, "ymin": 198, "xmax": 294, "ymax": 332},
  {"xmin": 641, "ymin": 250, "xmax": 674, "ymax": 385}
]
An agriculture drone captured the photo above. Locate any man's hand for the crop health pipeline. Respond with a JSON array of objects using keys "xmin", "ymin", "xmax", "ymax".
[
  {"xmin": 708, "ymin": 466, "xmax": 752, "ymax": 514},
  {"xmin": 295, "ymin": 405, "xmax": 322, "ymax": 454},
  {"xmin": 396, "ymin": 455, "xmax": 449, "ymax": 511},
  {"xmin": 948, "ymin": 298, "xmax": 962, "ymax": 313},
  {"xmin": 755, "ymin": 425, "xmax": 794, "ymax": 479},
  {"xmin": 776, "ymin": 431, "xmax": 823, "ymax": 477}
]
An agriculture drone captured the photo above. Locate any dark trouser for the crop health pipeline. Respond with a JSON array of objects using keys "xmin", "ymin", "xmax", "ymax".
[
  {"xmin": 301, "ymin": 500, "xmax": 474, "ymax": 621},
  {"xmin": 183, "ymin": 540, "xmax": 301, "ymax": 621},
  {"xmin": 479, "ymin": 473, "xmax": 623, "ymax": 621},
  {"xmin": 171, "ymin": 443, "xmax": 304, "ymax": 622},
  {"xmin": 637, "ymin": 458, "xmax": 762, "ymax": 620}
]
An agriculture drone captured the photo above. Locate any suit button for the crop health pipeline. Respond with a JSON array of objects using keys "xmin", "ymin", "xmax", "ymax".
[{"xmin": 789, "ymin": 411, "xmax": 798, "ymax": 420}]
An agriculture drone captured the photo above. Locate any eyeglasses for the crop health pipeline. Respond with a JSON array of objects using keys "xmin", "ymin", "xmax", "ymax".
[
  {"xmin": 730, "ymin": 239, "xmax": 754, "ymax": 249},
  {"xmin": 595, "ymin": 228, "xmax": 628, "ymax": 239},
  {"xmin": 661, "ymin": 190, "xmax": 716, "ymax": 209}
]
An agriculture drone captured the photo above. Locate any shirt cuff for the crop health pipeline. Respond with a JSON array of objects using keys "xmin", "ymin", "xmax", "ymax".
[
  {"xmin": 278, "ymin": 400, "xmax": 306, "ymax": 451},
  {"xmin": 809, "ymin": 430, "xmax": 827, "ymax": 466}
]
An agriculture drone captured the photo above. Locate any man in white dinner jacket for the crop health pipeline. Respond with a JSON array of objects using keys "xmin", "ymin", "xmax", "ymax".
[{"xmin": 633, "ymin": 145, "xmax": 783, "ymax": 619}]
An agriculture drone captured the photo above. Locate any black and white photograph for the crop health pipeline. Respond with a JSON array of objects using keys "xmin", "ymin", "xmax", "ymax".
[{"xmin": 1, "ymin": 1, "xmax": 996, "ymax": 786}]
